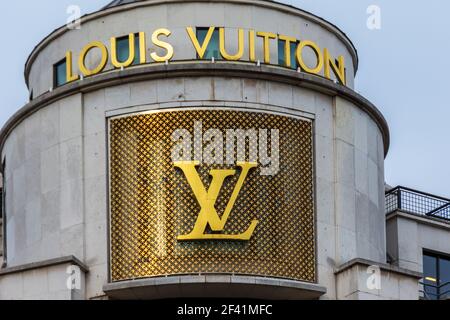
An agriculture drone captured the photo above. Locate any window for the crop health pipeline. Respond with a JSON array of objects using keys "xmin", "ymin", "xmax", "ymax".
[
  {"xmin": 422, "ymin": 251, "xmax": 450, "ymax": 300},
  {"xmin": 116, "ymin": 33, "xmax": 140, "ymax": 65},
  {"xmin": 196, "ymin": 28, "xmax": 220, "ymax": 60},
  {"xmin": 278, "ymin": 39, "xmax": 298, "ymax": 70},
  {"xmin": 54, "ymin": 58, "xmax": 67, "ymax": 87},
  {"xmin": 1, "ymin": 160, "xmax": 5, "ymax": 266}
]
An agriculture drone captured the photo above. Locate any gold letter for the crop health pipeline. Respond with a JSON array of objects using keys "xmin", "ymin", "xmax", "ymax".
[
  {"xmin": 219, "ymin": 28, "xmax": 245, "ymax": 61},
  {"xmin": 111, "ymin": 33, "xmax": 136, "ymax": 68},
  {"xmin": 65, "ymin": 51, "xmax": 79, "ymax": 83},
  {"xmin": 187, "ymin": 26, "xmax": 215, "ymax": 59},
  {"xmin": 249, "ymin": 30, "xmax": 256, "ymax": 61},
  {"xmin": 256, "ymin": 31, "xmax": 277, "ymax": 64},
  {"xmin": 78, "ymin": 41, "xmax": 108, "ymax": 76},
  {"xmin": 278, "ymin": 35, "xmax": 297, "ymax": 68},
  {"xmin": 296, "ymin": 40, "xmax": 324, "ymax": 75},
  {"xmin": 175, "ymin": 161, "xmax": 259, "ymax": 241},
  {"xmin": 324, "ymin": 48, "xmax": 346, "ymax": 85},
  {"xmin": 139, "ymin": 32, "xmax": 147, "ymax": 64},
  {"xmin": 151, "ymin": 28, "xmax": 174, "ymax": 62}
]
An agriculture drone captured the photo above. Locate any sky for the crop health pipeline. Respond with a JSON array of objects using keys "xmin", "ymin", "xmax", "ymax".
[{"xmin": 0, "ymin": 0, "xmax": 449, "ymax": 198}]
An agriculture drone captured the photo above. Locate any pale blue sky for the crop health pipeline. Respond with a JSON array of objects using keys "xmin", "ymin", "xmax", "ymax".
[{"xmin": 0, "ymin": 0, "xmax": 448, "ymax": 197}]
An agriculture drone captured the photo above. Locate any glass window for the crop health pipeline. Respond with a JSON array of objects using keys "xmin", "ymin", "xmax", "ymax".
[
  {"xmin": 423, "ymin": 252, "xmax": 450, "ymax": 300},
  {"xmin": 1, "ymin": 161, "xmax": 5, "ymax": 266},
  {"xmin": 278, "ymin": 40, "xmax": 298, "ymax": 70},
  {"xmin": 423, "ymin": 254, "xmax": 438, "ymax": 299},
  {"xmin": 439, "ymin": 258, "xmax": 450, "ymax": 299},
  {"xmin": 54, "ymin": 59, "xmax": 67, "ymax": 87},
  {"xmin": 196, "ymin": 28, "xmax": 220, "ymax": 60},
  {"xmin": 116, "ymin": 34, "xmax": 140, "ymax": 65}
]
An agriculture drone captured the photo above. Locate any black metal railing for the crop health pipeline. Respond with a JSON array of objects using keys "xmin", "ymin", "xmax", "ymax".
[
  {"xmin": 386, "ymin": 186, "xmax": 450, "ymax": 221},
  {"xmin": 420, "ymin": 281, "xmax": 450, "ymax": 300}
]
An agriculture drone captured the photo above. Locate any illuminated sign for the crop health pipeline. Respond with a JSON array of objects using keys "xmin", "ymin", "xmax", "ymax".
[
  {"xmin": 172, "ymin": 121, "xmax": 280, "ymax": 241},
  {"xmin": 66, "ymin": 26, "xmax": 346, "ymax": 85},
  {"xmin": 175, "ymin": 162, "xmax": 259, "ymax": 241},
  {"xmin": 109, "ymin": 109, "xmax": 316, "ymax": 283}
]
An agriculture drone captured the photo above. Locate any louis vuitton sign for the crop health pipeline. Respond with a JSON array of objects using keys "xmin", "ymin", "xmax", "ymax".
[{"xmin": 109, "ymin": 109, "xmax": 316, "ymax": 282}]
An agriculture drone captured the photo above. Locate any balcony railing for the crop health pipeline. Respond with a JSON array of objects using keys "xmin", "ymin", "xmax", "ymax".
[
  {"xmin": 386, "ymin": 186, "xmax": 450, "ymax": 221},
  {"xmin": 420, "ymin": 281, "xmax": 450, "ymax": 300}
]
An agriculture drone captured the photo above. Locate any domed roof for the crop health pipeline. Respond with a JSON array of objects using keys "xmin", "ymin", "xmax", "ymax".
[{"xmin": 103, "ymin": 0, "xmax": 142, "ymax": 9}]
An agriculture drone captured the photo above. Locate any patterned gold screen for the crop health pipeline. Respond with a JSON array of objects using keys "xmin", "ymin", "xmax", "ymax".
[{"xmin": 109, "ymin": 109, "xmax": 316, "ymax": 282}]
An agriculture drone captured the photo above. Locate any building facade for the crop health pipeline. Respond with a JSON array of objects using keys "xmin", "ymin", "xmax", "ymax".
[{"xmin": 0, "ymin": 0, "xmax": 448, "ymax": 300}]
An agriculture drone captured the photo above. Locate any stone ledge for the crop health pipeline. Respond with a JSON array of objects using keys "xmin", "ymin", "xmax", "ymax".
[
  {"xmin": 24, "ymin": 0, "xmax": 359, "ymax": 83},
  {"xmin": 334, "ymin": 258, "xmax": 423, "ymax": 279},
  {"xmin": 104, "ymin": 275, "xmax": 327, "ymax": 300},
  {"xmin": 0, "ymin": 62, "xmax": 390, "ymax": 156},
  {"xmin": 386, "ymin": 210, "xmax": 450, "ymax": 230},
  {"xmin": 0, "ymin": 255, "xmax": 89, "ymax": 276}
]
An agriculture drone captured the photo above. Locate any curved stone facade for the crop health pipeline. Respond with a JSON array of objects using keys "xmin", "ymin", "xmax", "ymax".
[
  {"xmin": 0, "ymin": 0, "xmax": 389, "ymax": 300},
  {"xmin": 25, "ymin": 0, "xmax": 358, "ymax": 96}
]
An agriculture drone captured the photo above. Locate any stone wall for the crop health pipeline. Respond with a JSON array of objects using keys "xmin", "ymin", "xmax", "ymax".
[
  {"xmin": 0, "ymin": 218, "xmax": 3, "ymax": 266},
  {"xmin": 0, "ymin": 0, "xmax": 390, "ymax": 300},
  {"xmin": 0, "ymin": 75, "xmax": 387, "ymax": 299},
  {"xmin": 335, "ymin": 259, "xmax": 421, "ymax": 300},
  {"xmin": 387, "ymin": 212, "xmax": 450, "ymax": 273},
  {"xmin": 26, "ymin": 0, "xmax": 357, "ymax": 98}
]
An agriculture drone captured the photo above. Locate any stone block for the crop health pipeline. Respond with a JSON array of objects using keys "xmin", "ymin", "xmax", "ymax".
[
  {"xmin": 214, "ymin": 78, "xmax": 242, "ymax": 102},
  {"xmin": 157, "ymin": 78, "xmax": 185, "ymax": 102},
  {"xmin": 354, "ymin": 149, "xmax": 369, "ymax": 195},
  {"xmin": 86, "ymin": 263, "xmax": 107, "ymax": 299},
  {"xmin": 59, "ymin": 180, "xmax": 83, "ymax": 230},
  {"xmin": 85, "ymin": 220, "xmax": 107, "ymax": 266},
  {"xmin": 130, "ymin": 80, "xmax": 158, "ymax": 106},
  {"xmin": 0, "ymin": 273, "xmax": 24, "ymax": 299},
  {"xmin": 315, "ymin": 177, "xmax": 334, "ymax": 225},
  {"xmin": 41, "ymin": 144, "xmax": 60, "ymax": 194},
  {"xmin": 185, "ymin": 77, "xmax": 214, "ymax": 101},
  {"xmin": 23, "ymin": 269, "xmax": 49, "ymax": 298},
  {"xmin": 25, "ymin": 196, "xmax": 42, "ymax": 246},
  {"xmin": 84, "ymin": 90, "xmax": 106, "ymax": 135},
  {"xmin": 84, "ymin": 176, "xmax": 107, "ymax": 223},
  {"xmin": 105, "ymin": 85, "xmax": 131, "ymax": 110},
  {"xmin": 268, "ymin": 82, "xmax": 293, "ymax": 108},
  {"xmin": 336, "ymin": 139, "xmax": 355, "ymax": 188},
  {"xmin": 60, "ymin": 94, "xmax": 82, "ymax": 142},
  {"xmin": 292, "ymin": 87, "xmax": 316, "ymax": 114},
  {"xmin": 335, "ymin": 98, "xmax": 355, "ymax": 145},
  {"xmin": 314, "ymin": 97, "xmax": 333, "ymax": 139},
  {"xmin": 315, "ymin": 134, "xmax": 334, "ymax": 183},
  {"xmin": 84, "ymin": 132, "xmax": 106, "ymax": 180},
  {"xmin": 40, "ymin": 102, "xmax": 60, "ymax": 150},
  {"xmin": 354, "ymin": 109, "xmax": 368, "ymax": 154},
  {"xmin": 24, "ymin": 113, "xmax": 42, "ymax": 160},
  {"xmin": 335, "ymin": 183, "xmax": 356, "ymax": 232},
  {"xmin": 60, "ymin": 224, "xmax": 84, "ymax": 259},
  {"xmin": 60, "ymin": 138, "xmax": 83, "ymax": 184}
]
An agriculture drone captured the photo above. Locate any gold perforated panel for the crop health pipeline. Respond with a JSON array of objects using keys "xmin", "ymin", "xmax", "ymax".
[{"xmin": 109, "ymin": 109, "xmax": 316, "ymax": 282}]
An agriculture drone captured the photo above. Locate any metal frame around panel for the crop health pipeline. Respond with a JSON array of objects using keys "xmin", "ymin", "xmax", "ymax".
[{"xmin": 105, "ymin": 105, "xmax": 318, "ymax": 284}]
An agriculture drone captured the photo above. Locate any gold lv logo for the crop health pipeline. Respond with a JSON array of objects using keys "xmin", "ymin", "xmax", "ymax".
[{"xmin": 175, "ymin": 161, "xmax": 259, "ymax": 241}]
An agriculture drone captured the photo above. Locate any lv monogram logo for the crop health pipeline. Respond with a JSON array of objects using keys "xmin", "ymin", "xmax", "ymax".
[{"xmin": 175, "ymin": 161, "xmax": 259, "ymax": 241}]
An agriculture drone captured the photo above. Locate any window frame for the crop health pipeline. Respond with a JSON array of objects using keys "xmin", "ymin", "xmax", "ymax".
[
  {"xmin": 115, "ymin": 33, "xmax": 141, "ymax": 66},
  {"xmin": 423, "ymin": 250, "xmax": 450, "ymax": 300},
  {"xmin": 53, "ymin": 58, "xmax": 67, "ymax": 88},
  {"xmin": 1, "ymin": 159, "xmax": 6, "ymax": 268},
  {"xmin": 195, "ymin": 27, "xmax": 220, "ymax": 60},
  {"xmin": 278, "ymin": 39, "xmax": 299, "ymax": 70}
]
